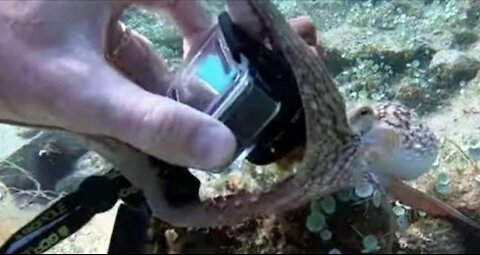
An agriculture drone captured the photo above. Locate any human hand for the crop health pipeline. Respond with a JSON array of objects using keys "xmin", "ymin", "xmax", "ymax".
[
  {"xmin": 0, "ymin": 0, "xmax": 321, "ymax": 172},
  {"xmin": 0, "ymin": 0, "xmax": 236, "ymax": 170}
]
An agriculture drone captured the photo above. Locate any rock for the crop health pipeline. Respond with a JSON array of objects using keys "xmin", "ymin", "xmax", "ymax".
[
  {"xmin": 321, "ymin": 24, "xmax": 448, "ymax": 75},
  {"xmin": 54, "ymin": 151, "xmax": 112, "ymax": 193},
  {"xmin": 322, "ymin": 25, "xmax": 405, "ymax": 74},
  {"xmin": 429, "ymin": 50, "xmax": 480, "ymax": 73},
  {"xmin": 468, "ymin": 40, "xmax": 480, "ymax": 62},
  {"xmin": 395, "ymin": 77, "xmax": 426, "ymax": 108},
  {"xmin": 17, "ymin": 127, "xmax": 42, "ymax": 139},
  {"xmin": 0, "ymin": 130, "xmax": 88, "ymax": 194},
  {"xmin": 453, "ymin": 29, "xmax": 479, "ymax": 47},
  {"xmin": 399, "ymin": 219, "xmax": 464, "ymax": 254},
  {"xmin": 427, "ymin": 49, "xmax": 480, "ymax": 88},
  {"xmin": 459, "ymin": 0, "xmax": 480, "ymax": 27},
  {"xmin": 0, "ymin": 124, "xmax": 37, "ymax": 161},
  {"xmin": 391, "ymin": 0, "xmax": 425, "ymax": 17}
]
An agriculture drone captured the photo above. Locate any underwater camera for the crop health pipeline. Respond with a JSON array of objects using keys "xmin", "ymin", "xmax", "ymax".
[{"xmin": 168, "ymin": 12, "xmax": 306, "ymax": 174}]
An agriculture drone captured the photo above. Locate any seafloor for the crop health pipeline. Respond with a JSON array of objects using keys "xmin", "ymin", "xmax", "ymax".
[{"xmin": 1, "ymin": 0, "xmax": 480, "ymax": 254}]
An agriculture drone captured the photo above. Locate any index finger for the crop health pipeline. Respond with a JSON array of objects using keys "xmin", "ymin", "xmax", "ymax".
[{"xmin": 106, "ymin": 20, "xmax": 174, "ymax": 96}]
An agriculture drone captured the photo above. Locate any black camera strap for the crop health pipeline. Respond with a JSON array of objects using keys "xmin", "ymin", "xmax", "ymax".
[{"xmin": 0, "ymin": 169, "xmax": 152, "ymax": 254}]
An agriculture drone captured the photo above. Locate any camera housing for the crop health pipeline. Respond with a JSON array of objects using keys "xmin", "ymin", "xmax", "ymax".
[{"xmin": 168, "ymin": 12, "xmax": 306, "ymax": 174}]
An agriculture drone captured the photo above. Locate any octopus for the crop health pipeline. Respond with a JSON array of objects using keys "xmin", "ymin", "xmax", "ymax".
[
  {"xmin": 347, "ymin": 101, "xmax": 439, "ymax": 183},
  {"xmin": 83, "ymin": 0, "xmax": 480, "ymax": 232},
  {"xmin": 346, "ymin": 100, "xmax": 480, "ymax": 230}
]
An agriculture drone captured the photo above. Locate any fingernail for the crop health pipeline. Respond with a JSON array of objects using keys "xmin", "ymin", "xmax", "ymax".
[{"xmin": 191, "ymin": 121, "xmax": 237, "ymax": 170}]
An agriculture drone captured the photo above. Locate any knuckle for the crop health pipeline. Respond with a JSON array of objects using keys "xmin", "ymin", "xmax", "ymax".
[{"xmin": 135, "ymin": 98, "xmax": 202, "ymax": 156}]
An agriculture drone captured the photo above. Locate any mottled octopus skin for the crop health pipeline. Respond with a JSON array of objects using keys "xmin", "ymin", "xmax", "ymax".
[{"xmin": 349, "ymin": 101, "xmax": 439, "ymax": 182}]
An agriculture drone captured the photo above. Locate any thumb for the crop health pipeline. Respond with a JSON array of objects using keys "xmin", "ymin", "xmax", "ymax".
[{"xmin": 80, "ymin": 63, "xmax": 237, "ymax": 170}]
